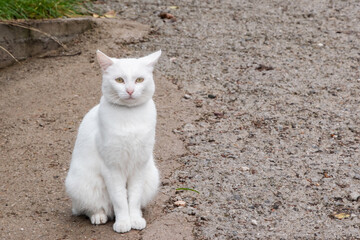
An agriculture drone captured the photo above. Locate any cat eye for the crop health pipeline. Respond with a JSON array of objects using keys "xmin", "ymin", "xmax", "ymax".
[
  {"xmin": 115, "ymin": 77, "xmax": 125, "ymax": 83},
  {"xmin": 135, "ymin": 78, "xmax": 144, "ymax": 83}
]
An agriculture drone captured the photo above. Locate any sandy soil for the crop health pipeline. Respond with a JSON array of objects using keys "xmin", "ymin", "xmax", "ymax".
[
  {"xmin": 0, "ymin": 19, "xmax": 195, "ymax": 240},
  {"xmin": 1, "ymin": 0, "xmax": 360, "ymax": 239}
]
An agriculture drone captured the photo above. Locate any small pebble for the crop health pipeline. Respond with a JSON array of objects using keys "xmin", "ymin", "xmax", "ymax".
[
  {"xmin": 349, "ymin": 192, "xmax": 360, "ymax": 201},
  {"xmin": 353, "ymin": 174, "xmax": 360, "ymax": 180},
  {"xmin": 183, "ymin": 123, "xmax": 196, "ymax": 132},
  {"xmin": 183, "ymin": 94, "xmax": 192, "ymax": 99},
  {"xmin": 172, "ymin": 129, "xmax": 181, "ymax": 134},
  {"xmin": 233, "ymin": 195, "xmax": 241, "ymax": 201},
  {"xmin": 187, "ymin": 207, "xmax": 196, "ymax": 215},
  {"xmin": 240, "ymin": 166, "xmax": 250, "ymax": 171},
  {"xmin": 311, "ymin": 177, "xmax": 321, "ymax": 183},
  {"xmin": 161, "ymin": 179, "xmax": 170, "ymax": 186},
  {"xmin": 251, "ymin": 219, "xmax": 258, "ymax": 226}
]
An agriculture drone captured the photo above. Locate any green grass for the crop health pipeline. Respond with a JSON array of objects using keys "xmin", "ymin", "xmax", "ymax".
[
  {"xmin": 176, "ymin": 188, "xmax": 200, "ymax": 194},
  {"xmin": 0, "ymin": 0, "xmax": 89, "ymax": 20}
]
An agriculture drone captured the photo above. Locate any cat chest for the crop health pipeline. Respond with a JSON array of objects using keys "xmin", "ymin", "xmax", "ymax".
[{"xmin": 97, "ymin": 129, "xmax": 154, "ymax": 167}]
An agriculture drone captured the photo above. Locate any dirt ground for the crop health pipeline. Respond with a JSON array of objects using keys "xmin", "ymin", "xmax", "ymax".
[{"xmin": 1, "ymin": 0, "xmax": 360, "ymax": 239}]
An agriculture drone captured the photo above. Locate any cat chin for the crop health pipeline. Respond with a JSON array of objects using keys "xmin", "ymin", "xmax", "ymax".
[
  {"xmin": 115, "ymin": 98, "xmax": 147, "ymax": 107},
  {"xmin": 121, "ymin": 101, "xmax": 140, "ymax": 107},
  {"xmin": 103, "ymin": 94, "xmax": 143, "ymax": 107}
]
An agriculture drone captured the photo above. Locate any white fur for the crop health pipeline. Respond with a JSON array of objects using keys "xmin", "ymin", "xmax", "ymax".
[{"xmin": 65, "ymin": 50, "xmax": 161, "ymax": 233}]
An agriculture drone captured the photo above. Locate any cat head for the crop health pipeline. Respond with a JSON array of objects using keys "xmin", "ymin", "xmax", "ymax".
[{"xmin": 96, "ymin": 50, "xmax": 161, "ymax": 107}]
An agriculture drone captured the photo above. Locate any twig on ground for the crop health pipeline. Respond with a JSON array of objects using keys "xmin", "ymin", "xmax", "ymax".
[
  {"xmin": 37, "ymin": 50, "xmax": 82, "ymax": 58},
  {"xmin": 0, "ymin": 45, "xmax": 21, "ymax": 65}
]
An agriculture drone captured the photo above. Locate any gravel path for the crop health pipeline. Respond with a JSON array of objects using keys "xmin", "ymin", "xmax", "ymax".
[{"xmin": 105, "ymin": 0, "xmax": 360, "ymax": 238}]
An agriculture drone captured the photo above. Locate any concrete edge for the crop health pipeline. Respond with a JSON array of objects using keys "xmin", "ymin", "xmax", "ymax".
[{"xmin": 0, "ymin": 17, "xmax": 96, "ymax": 69}]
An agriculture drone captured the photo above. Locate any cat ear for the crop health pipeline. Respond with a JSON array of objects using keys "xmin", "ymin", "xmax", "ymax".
[
  {"xmin": 96, "ymin": 50, "xmax": 113, "ymax": 71},
  {"xmin": 141, "ymin": 50, "xmax": 162, "ymax": 69}
]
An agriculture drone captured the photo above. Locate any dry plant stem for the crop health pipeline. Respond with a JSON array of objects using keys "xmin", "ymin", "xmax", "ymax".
[
  {"xmin": 38, "ymin": 50, "xmax": 82, "ymax": 58},
  {"xmin": 0, "ymin": 21, "xmax": 68, "ymax": 50},
  {"xmin": 0, "ymin": 45, "xmax": 21, "ymax": 64}
]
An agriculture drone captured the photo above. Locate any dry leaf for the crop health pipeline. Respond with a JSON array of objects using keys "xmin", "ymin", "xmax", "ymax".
[
  {"xmin": 92, "ymin": 13, "xmax": 100, "ymax": 18},
  {"xmin": 323, "ymin": 172, "xmax": 331, "ymax": 178},
  {"xmin": 174, "ymin": 200, "xmax": 186, "ymax": 207},
  {"xmin": 333, "ymin": 213, "xmax": 350, "ymax": 220},
  {"xmin": 169, "ymin": 6, "xmax": 179, "ymax": 9},
  {"xmin": 104, "ymin": 10, "xmax": 116, "ymax": 18},
  {"xmin": 158, "ymin": 12, "xmax": 176, "ymax": 20}
]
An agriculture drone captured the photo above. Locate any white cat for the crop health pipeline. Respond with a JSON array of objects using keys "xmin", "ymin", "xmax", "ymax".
[{"xmin": 65, "ymin": 50, "xmax": 161, "ymax": 233}]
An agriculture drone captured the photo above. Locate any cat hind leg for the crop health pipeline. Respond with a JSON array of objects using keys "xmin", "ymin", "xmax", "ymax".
[
  {"xmin": 90, "ymin": 209, "xmax": 108, "ymax": 225},
  {"xmin": 66, "ymin": 170, "xmax": 113, "ymax": 225}
]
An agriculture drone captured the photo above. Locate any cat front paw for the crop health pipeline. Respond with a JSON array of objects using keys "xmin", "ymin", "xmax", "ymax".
[
  {"xmin": 131, "ymin": 217, "xmax": 146, "ymax": 230},
  {"xmin": 113, "ymin": 219, "xmax": 131, "ymax": 233}
]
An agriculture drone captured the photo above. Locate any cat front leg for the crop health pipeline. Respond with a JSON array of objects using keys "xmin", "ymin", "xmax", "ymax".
[
  {"xmin": 102, "ymin": 169, "xmax": 131, "ymax": 233},
  {"xmin": 127, "ymin": 170, "xmax": 146, "ymax": 230}
]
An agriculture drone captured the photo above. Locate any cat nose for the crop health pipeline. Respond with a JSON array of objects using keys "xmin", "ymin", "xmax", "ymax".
[{"xmin": 126, "ymin": 88, "xmax": 134, "ymax": 95}]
